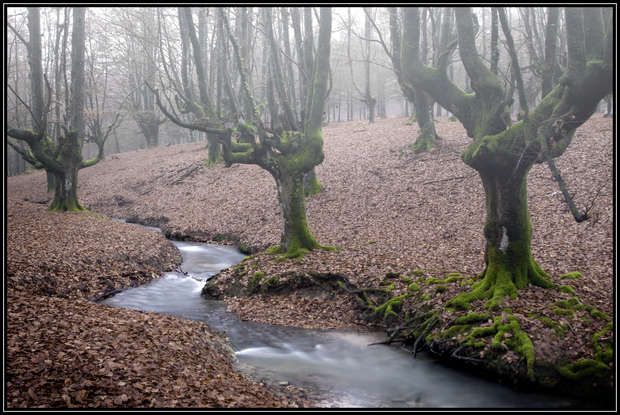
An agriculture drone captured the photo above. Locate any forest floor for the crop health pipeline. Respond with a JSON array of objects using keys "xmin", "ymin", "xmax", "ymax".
[{"xmin": 6, "ymin": 115, "xmax": 614, "ymax": 408}]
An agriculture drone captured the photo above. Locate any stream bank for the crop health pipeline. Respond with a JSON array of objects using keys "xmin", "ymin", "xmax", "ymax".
[
  {"xmin": 7, "ymin": 116, "xmax": 614, "ymax": 408},
  {"xmin": 5, "ymin": 201, "xmax": 310, "ymax": 408},
  {"xmin": 102, "ymin": 233, "xmax": 585, "ymax": 408}
]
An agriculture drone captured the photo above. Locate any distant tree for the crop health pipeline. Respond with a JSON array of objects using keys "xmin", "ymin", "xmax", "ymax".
[
  {"xmin": 399, "ymin": 7, "xmax": 612, "ymax": 310},
  {"xmin": 347, "ymin": 8, "xmax": 377, "ymax": 124},
  {"xmin": 7, "ymin": 7, "xmax": 110, "ymax": 211},
  {"xmin": 122, "ymin": 8, "xmax": 166, "ymax": 149},
  {"xmin": 368, "ymin": 8, "xmax": 451, "ymax": 153}
]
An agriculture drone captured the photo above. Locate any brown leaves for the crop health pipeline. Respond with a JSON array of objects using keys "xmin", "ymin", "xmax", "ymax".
[
  {"xmin": 6, "ymin": 202, "xmax": 181, "ymax": 301},
  {"xmin": 6, "ymin": 114, "xmax": 613, "ymax": 406},
  {"xmin": 6, "ymin": 292, "xmax": 307, "ymax": 408}
]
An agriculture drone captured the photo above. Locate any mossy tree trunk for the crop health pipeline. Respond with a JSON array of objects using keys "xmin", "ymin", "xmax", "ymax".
[
  {"xmin": 7, "ymin": 8, "xmax": 100, "ymax": 213},
  {"xmin": 303, "ymin": 168, "xmax": 322, "ymax": 196},
  {"xmin": 154, "ymin": 8, "xmax": 333, "ymax": 258},
  {"xmin": 400, "ymin": 7, "xmax": 612, "ymax": 309},
  {"xmin": 49, "ymin": 168, "xmax": 83, "ymax": 211},
  {"xmin": 386, "ymin": 7, "xmax": 445, "ymax": 153},
  {"xmin": 448, "ymin": 154, "xmax": 554, "ymax": 310},
  {"xmin": 276, "ymin": 172, "xmax": 320, "ymax": 254},
  {"xmin": 410, "ymin": 88, "xmax": 439, "ymax": 153}
]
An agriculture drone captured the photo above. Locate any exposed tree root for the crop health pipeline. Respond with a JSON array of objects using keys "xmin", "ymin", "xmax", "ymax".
[{"xmin": 446, "ymin": 260, "xmax": 555, "ymax": 311}]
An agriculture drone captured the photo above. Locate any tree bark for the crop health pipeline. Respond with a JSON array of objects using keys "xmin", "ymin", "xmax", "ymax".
[
  {"xmin": 49, "ymin": 165, "xmax": 83, "ymax": 211},
  {"xmin": 401, "ymin": 7, "xmax": 611, "ymax": 312},
  {"xmin": 276, "ymin": 172, "xmax": 320, "ymax": 254},
  {"xmin": 134, "ymin": 110, "xmax": 161, "ymax": 148},
  {"xmin": 411, "ymin": 88, "xmax": 439, "ymax": 153},
  {"xmin": 448, "ymin": 163, "xmax": 554, "ymax": 311}
]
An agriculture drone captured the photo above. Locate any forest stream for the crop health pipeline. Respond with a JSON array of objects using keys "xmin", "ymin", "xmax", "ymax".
[{"xmin": 101, "ymin": 223, "xmax": 583, "ymax": 408}]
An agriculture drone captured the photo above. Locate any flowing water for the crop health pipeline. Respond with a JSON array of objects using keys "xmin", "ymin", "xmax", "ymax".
[{"xmin": 102, "ymin": 224, "xmax": 582, "ymax": 408}]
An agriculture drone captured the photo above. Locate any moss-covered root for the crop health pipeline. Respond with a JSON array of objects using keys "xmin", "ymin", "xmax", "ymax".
[
  {"xmin": 411, "ymin": 130, "xmax": 439, "ymax": 154},
  {"xmin": 555, "ymin": 321, "xmax": 614, "ymax": 387},
  {"xmin": 463, "ymin": 314, "xmax": 536, "ymax": 379},
  {"xmin": 447, "ymin": 259, "xmax": 555, "ymax": 311},
  {"xmin": 267, "ymin": 243, "xmax": 338, "ymax": 261},
  {"xmin": 49, "ymin": 198, "xmax": 87, "ymax": 212},
  {"xmin": 368, "ymin": 293, "xmax": 411, "ymax": 321}
]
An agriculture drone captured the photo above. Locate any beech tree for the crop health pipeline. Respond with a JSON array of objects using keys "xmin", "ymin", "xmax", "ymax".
[
  {"xmin": 7, "ymin": 7, "xmax": 108, "ymax": 211},
  {"xmin": 153, "ymin": 7, "xmax": 334, "ymax": 258},
  {"xmin": 346, "ymin": 8, "xmax": 377, "ymax": 124},
  {"xmin": 126, "ymin": 8, "xmax": 166, "ymax": 149},
  {"xmin": 399, "ymin": 7, "xmax": 612, "ymax": 310},
  {"xmin": 385, "ymin": 7, "xmax": 450, "ymax": 153},
  {"xmin": 222, "ymin": 7, "xmax": 334, "ymax": 257}
]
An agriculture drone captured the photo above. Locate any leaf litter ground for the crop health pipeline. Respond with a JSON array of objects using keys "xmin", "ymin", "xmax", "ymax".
[{"xmin": 6, "ymin": 115, "xmax": 613, "ymax": 407}]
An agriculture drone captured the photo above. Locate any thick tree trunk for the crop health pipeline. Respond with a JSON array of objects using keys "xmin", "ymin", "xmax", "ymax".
[
  {"xmin": 411, "ymin": 90, "xmax": 440, "ymax": 153},
  {"xmin": 367, "ymin": 96, "xmax": 377, "ymax": 124},
  {"xmin": 448, "ymin": 166, "xmax": 554, "ymax": 311},
  {"xmin": 303, "ymin": 167, "xmax": 321, "ymax": 196},
  {"xmin": 274, "ymin": 172, "xmax": 320, "ymax": 256},
  {"xmin": 134, "ymin": 111, "xmax": 160, "ymax": 148},
  {"xmin": 206, "ymin": 132, "xmax": 221, "ymax": 165},
  {"xmin": 46, "ymin": 170, "xmax": 56, "ymax": 193},
  {"xmin": 49, "ymin": 168, "xmax": 83, "ymax": 211}
]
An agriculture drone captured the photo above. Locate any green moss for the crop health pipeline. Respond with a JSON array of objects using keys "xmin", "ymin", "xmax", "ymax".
[
  {"xmin": 435, "ymin": 285, "xmax": 448, "ymax": 293},
  {"xmin": 410, "ymin": 269, "xmax": 425, "ymax": 276},
  {"xmin": 304, "ymin": 174, "xmax": 323, "ymax": 196},
  {"xmin": 369, "ymin": 293, "xmax": 411, "ymax": 320},
  {"xmin": 584, "ymin": 305, "xmax": 610, "ymax": 321},
  {"xmin": 560, "ymin": 271, "xmax": 583, "ymax": 280},
  {"xmin": 553, "ymin": 308, "xmax": 574, "ymax": 318},
  {"xmin": 559, "ymin": 285, "xmax": 576, "ymax": 295},
  {"xmin": 556, "ymin": 359, "xmax": 610, "ymax": 381},
  {"xmin": 421, "ymin": 294, "xmax": 431, "ymax": 301},
  {"xmin": 261, "ymin": 276, "xmax": 280, "ymax": 292},
  {"xmin": 553, "ymin": 297, "xmax": 580, "ymax": 308},
  {"xmin": 593, "ymin": 322, "xmax": 613, "ymax": 363},
  {"xmin": 441, "ymin": 324, "xmax": 473, "ymax": 339},
  {"xmin": 462, "ymin": 314, "xmax": 536, "ymax": 378},
  {"xmin": 238, "ymin": 244, "xmax": 252, "ymax": 255},
  {"xmin": 538, "ymin": 315, "xmax": 566, "ymax": 336},
  {"xmin": 266, "ymin": 245, "xmax": 282, "ymax": 255},
  {"xmin": 446, "ymin": 272, "xmax": 464, "ymax": 277},
  {"xmin": 247, "ymin": 271, "xmax": 265, "ymax": 294},
  {"xmin": 203, "ymin": 157, "xmax": 222, "ymax": 168},
  {"xmin": 407, "ymin": 282, "xmax": 421, "ymax": 292},
  {"xmin": 379, "ymin": 281, "xmax": 395, "ymax": 292},
  {"xmin": 468, "ymin": 325, "xmax": 497, "ymax": 340}
]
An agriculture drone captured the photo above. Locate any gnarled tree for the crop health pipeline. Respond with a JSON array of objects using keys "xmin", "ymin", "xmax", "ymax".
[
  {"xmin": 400, "ymin": 7, "xmax": 612, "ymax": 310},
  {"xmin": 153, "ymin": 7, "xmax": 334, "ymax": 258},
  {"xmin": 7, "ymin": 7, "xmax": 107, "ymax": 211},
  {"xmin": 222, "ymin": 7, "xmax": 334, "ymax": 257}
]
